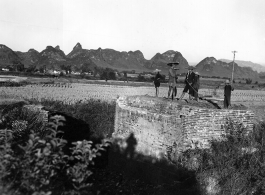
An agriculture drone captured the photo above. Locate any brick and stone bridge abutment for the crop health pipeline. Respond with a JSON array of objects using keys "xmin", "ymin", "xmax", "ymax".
[{"xmin": 112, "ymin": 96, "xmax": 255, "ymax": 160}]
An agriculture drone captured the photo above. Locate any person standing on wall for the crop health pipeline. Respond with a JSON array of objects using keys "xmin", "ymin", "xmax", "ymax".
[
  {"xmin": 224, "ymin": 79, "xmax": 234, "ymax": 108},
  {"xmin": 123, "ymin": 72, "xmax": 128, "ymax": 83},
  {"xmin": 153, "ymin": 69, "xmax": 162, "ymax": 97},
  {"xmin": 167, "ymin": 62, "xmax": 179, "ymax": 100},
  {"xmin": 191, "ymin": 72, "xmax": 200, "ymax": 101},
  {"xmin": 174, "ymin": 67, "xmax": 179, "ymax": 99},
  {"xmin": 178, "ymin": 66, "xmax": 195, "ymax": 101}
]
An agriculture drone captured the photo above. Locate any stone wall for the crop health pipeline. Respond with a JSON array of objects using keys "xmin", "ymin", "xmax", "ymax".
[
  {"xmin": 113, "ymin": 96, "xmax": 255, "ymax": 159},
  {"xmin": 182, "ymin": 108, "xmax": 254, "ymax": 149}
]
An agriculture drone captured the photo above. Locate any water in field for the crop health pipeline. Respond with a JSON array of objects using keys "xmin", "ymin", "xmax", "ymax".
[
  {"xmin": 0, "ymin": 76, "xmax": 14, "ymax": 81},
  {"xmin": 0, "ymin": 75, "xmax": 27, "ymax": 82}
]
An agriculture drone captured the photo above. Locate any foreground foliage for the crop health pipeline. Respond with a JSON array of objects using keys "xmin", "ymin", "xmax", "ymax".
[
  {"xmin": 0, "ymin": 107, "xmax": 110, "ymax": 195},
  {"xmin": 1, "ymin": 98, "xmax": 265, "ymax": 195},
  {"xmin": 180, "ymin": 120, "xmax": 265, "ymax": 195}
]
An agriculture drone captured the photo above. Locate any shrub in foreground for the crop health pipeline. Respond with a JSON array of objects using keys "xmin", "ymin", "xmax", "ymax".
[
  {"xmin": 0, "ymin": 115, "xmax": 110, "ymax": 195},
  {"xmin": 181, "ymin": 120, "xmax": 265, "ymax": 195}
]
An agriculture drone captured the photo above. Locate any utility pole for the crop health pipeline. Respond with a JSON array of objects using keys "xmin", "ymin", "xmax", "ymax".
[{"xmin": 231, "ymin": 51, "xmax": 237, "ymax": 85}]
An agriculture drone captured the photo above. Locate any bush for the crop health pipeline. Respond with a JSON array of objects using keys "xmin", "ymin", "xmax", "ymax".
[
  {"xmin": 0, "ymin": 112, "xmax": 110, "ymax": 195},
  {"xmin": 137, "ymin": 74, "xmax": 146, "ymax": 82},
  {"xmin": 183, "ymin": 120, "xmax": 265, "ymax": 195},
  {"xmin": 246, "ymin": 78, "xmax": 252, "ymax": 84}
]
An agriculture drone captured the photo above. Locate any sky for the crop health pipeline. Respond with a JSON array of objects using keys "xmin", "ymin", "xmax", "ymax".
[{"xmin": 0, "ymin": 0, "xmax": 265, "ymax": 65}]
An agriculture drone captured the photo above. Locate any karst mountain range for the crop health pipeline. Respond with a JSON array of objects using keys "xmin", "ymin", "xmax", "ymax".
[{"xmin": 0, "ymin": 43, "xmax": 264, "ymax": 80}]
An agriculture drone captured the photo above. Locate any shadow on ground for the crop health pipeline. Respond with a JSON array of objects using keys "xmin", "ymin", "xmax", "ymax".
[{"xmin": 90, "ymin": 133, "xmax": 201, "ymax": 195}]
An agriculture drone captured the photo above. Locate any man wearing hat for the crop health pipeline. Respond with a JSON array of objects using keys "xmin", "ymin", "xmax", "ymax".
[
  {"xmin": 167, "ymin": 62, "xmax": 179, "ymax": 100},
  {"xmin": 153, "ymin": 69, "xmax": 162, "ymax": 97},
  {"xmin": 224, "ymin": 79, "xmax": 234, "ymax": 108},
  {"xmin": 178, "ymin": 66, "xmax": 196, "ymax": 101}
]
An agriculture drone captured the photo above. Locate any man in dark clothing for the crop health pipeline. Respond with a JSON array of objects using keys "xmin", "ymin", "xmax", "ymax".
[
  {"xmin": 153, "ymin": 69, "xmax": 163, "ymax": 97},
  {"xmin": 174, "ymin": 74, "xmax": 178, "ymax": 98},
  {"xmin": 224, "ymin": 80, "xmax": 234, "ymax": 108},
  {"xmin": 178, "ymin": 66, "xmax": 195, "ymax": 101},
  {"xmin": 191, "ymin": 72, "xmax": 200, "ymax": 101}
]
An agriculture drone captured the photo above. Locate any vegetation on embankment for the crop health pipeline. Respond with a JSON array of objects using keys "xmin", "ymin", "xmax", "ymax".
[
  {"xmin": 30, "ymin": 99, "xmax": 116, "ymax": 139},
  {"xmin": 0, "ymin": 98, "xmax": 264, "ymax": 194}
]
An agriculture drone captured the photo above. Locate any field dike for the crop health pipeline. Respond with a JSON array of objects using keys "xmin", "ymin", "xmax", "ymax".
[{"xmin": 113, "ymin": 95, "xmax": 255, "ymax": 160}]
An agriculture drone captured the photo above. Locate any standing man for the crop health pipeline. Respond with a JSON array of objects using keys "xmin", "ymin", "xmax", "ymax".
[
  {"xmin": 167, "ymin": 62, "xmax": 179, "ymax": 100},
  {"xmin": 153, "ymin": 69, "xmax": 162, "ymax": 97},
  {"xmin": 224, "ymin": 80, "xmax": 234, "ymax": 108},
  {"xmin": 174, "ymin": 72, "xmax": 178, "ymax": 99},
  {"xmin": 123, "ymin": 72, "xmax": 128, "ymax": 83},
  {"xmin": 179, "ymin": 66, "xmax": 195, "ymax": 101}
]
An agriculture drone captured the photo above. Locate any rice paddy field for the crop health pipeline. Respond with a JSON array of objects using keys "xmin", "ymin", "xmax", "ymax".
[
  {"xmin": 1, "ymin": 74, "xmax": 265, "ymax": 120},
  {"xmin": 1, "ymin": 83, "xmax": 265, "ymax": 103}
]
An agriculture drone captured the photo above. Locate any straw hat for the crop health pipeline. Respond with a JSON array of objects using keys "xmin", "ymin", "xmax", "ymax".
[
  {"xmin": 195, "ymin": 72, "xmax": 200, "ymax": 75},
  {"xmin": 167, "ymin": 62, "xmax": 180, "ymax": 66},
  {"xmin": 186, "ymin": 66, "xmax": 195, "ymax": 70},
  {"xmin": 153, "ymin": 69, "xmax": 161, "ymax": 72}
]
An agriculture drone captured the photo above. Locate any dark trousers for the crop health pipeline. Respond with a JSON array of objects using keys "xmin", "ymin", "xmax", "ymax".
[
  {"xmin": 224, "ymin": 96, "xmax": 231, "ymax": 108},
  {"xmin": 193, "ymin": 87, "xmax": 198, "ymax": 100}
]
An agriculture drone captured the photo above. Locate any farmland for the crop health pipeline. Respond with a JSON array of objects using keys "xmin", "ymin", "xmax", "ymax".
[
  {"xmin": 1, "ymin": 82, "xmax": 265, "ymax": 103},
  {"xmin": 1, "ymin": 77, "xmax": 265, "ymax": 122}
]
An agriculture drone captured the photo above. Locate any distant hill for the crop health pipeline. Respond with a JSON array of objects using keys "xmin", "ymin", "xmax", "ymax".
[
  {"xmin": 67, "ymin": 43, "xmax": 150, "ymax": 72},
  {"xmin": 196, "ymin": 57, "xmax": 260, "ymax": 80},
  {"xmin": 16, "ymin": 49, "xmax": 40, "ymax": 68},
  {"xmin": 0, "ymin": 44, "xmax": 21, "ymax": 67},
  {"xmin": 0, "ymin": 43, "xmax": 190, "ymax": 74},
  {"xmin": 219, "ymin": 59, "xmax": 265, "ymax": 73},
  {"xmin": 37, "ymin": 45, "xmax": 67, "ymax": 70},
  {"xmin": 1, "ymin": 43, "xmax": 262, "ymax": 80},
  {"xmin": 15, "ymin": 45, "xmax": 67, "ymax": 71},
  {"xmin": 146, "ymin": 50, "xmax": 189, "ymax": 74}
]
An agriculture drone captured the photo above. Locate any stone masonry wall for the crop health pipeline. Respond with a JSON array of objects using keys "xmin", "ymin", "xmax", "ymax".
[
  {"xmin": 182, "ymin": 109, "xmax": 254, "ymax": 149},
  {"xmin": 113, "ymin": 96, "xmax": 255, "ymax": 159}
]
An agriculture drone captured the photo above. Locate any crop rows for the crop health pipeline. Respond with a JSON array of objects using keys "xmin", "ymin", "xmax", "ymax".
[{"xmin": 1, "ymin": 83, "xmax": 265, "ymax": 104}]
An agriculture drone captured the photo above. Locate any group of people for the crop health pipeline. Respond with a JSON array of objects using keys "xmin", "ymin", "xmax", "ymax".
[
  {"xmin": 155, "ymin": 62, "xmax": 201, "ymax": 101},
  {"xmin": 153, "ymin": 62, "xmax": 234, "ymax": 108}
]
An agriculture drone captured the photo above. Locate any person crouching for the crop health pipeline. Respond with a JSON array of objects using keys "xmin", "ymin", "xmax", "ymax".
[{"xmin": 178, "ymin": 66, "xmax": 195, "ymax": 101}]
